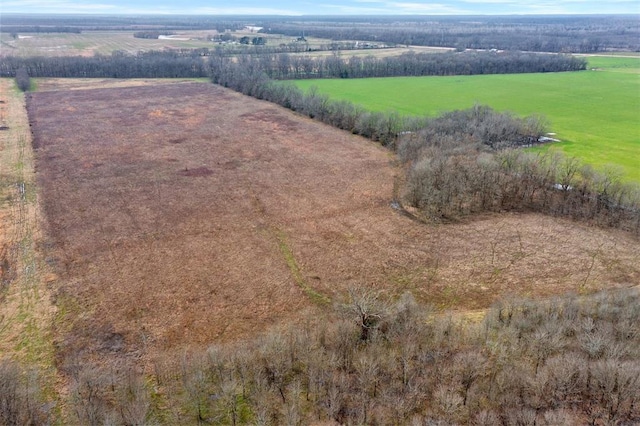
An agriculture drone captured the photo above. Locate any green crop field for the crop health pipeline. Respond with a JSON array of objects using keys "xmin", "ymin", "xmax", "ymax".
[{"xmin": 295, "ymin": 57, "xmax": 640, "ymax": 181}]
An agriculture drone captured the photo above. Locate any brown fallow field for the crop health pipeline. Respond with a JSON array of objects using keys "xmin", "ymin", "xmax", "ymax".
[{"xmin": 26, "ymin": 81, "xmax": 640, "ymax": 367}]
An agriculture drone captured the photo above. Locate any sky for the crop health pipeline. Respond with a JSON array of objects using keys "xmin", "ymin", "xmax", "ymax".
[{"xmin": 1, "ymin": 0, "xmax": 639, "ymax": 15}]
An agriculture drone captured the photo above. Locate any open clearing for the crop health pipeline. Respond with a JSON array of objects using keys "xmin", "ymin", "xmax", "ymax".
[
  {"xmin": 295, "ymin": 56, "xmax": 640, "ymax": 181},
  {"xmin": 0, "ymin": 30, "xmax": 217, "ymax": 57},
  {"xmin": 0, "ymin": 30, "xmax": 339, "ymax": 58},
  {"xmin": 289, "ymin": 45, "xmax": 454, "ymax": 59},
  {"xmin": 27, "ymin": 80, "xmax": 640, "ymax": 365}
]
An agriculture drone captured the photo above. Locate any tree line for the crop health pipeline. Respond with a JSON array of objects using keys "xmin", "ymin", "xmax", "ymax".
[
  {"xmin": 210, "ymin": 56, "xmax": 422, "ymax": 146},
  {"xmin": 239, "ymin": 36, "xmax": 267, "ymax": 46},
  {"xmin": 3, "ymin": 48, "xmax": 632, "ymax": 232},
  {"xmin": 0, "ymin": 15, "xmax": 246, "ymax": 32},
  {"xmin": 1, "ymin": 26, "xmax": 82, "ymax": 34},
  {"xmin": 3, "ymin": 287, "xmax": 638, "ymax": 424},
  {"xmin": 209, "ymin": 41, "xmax": 374, "ymax": 56},
  {"xmin": 0, "ymin": 49, "xmax": 585, "ymax": 81},
  {"xmin": 4, "ymin": 14, "xmax": 637, "ymax": 53},
  {"xmin": 0, "ymin": 51, "xmax": 210, "ymax": 79},
  {"xmin": 212, "ymin": 41, "xmax": 312, "ymax": 55},
  {"xmin": 399, "ymin": 108, "xmax": 640, "ymax": 234},
  {"xmin": 133, "ymin": 31, "xmax": 175, "ymax": 39},
  {"xmin": 209, "ymin": 58, "xmax": 639, "ymax": 235},
  {"xmin": 244, "ymin": 51, "xmax": 586, "ymax": 80},
  {"xmin": 260, "ymin": 15, "xmax": 640, "ymax": 53}
]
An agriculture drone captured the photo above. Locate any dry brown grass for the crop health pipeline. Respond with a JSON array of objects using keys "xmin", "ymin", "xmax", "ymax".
[
  {"xmin": 26, "ymin": 80, "xmax": 640, "ymax": 368},
  {"xmin": 0, "ymin": 31, "xmax": 218, "ymax": 58},
  {"xmin": 0, "ymin": 79, "xmax": 57, "ymax": 380},
  {"xmin": 34, "ymin": 77, "xmax": 207, "ymax": 92}
]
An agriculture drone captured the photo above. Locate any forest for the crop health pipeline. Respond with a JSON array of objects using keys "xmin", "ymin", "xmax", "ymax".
[
  {"xmin": 0, "ymin": 50, "xmax": 585, "ymax": 80},
  {"xmin": 228, "ymin": 51, "xmax": 586, "ymax": 80},
  {"xmin": 0, "ymin": 51, "xmax": 210, "ymax": 79},
  {"xmin": 0, "ymin": 14, "xmax": 246, "ymax": 32},
  {"xmin": 3, "ymin": 288, "xmax": 639, "ymax": 425},
  {"xmin": 259, "ymin": 15, "xmax": 640, "ymax": 53},
  {"xmin": 3, "ymin": 14, "xmax": 638, "ymax": 52}
]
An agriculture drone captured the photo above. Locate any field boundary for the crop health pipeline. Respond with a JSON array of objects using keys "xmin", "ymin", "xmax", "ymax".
[
  {"xmin": 0, "ymin": 78, "xmax": 59, "ymax": 411},
  {"xmin": 293, "ymin": 61, "xmax": 640, "ymax": 182}
]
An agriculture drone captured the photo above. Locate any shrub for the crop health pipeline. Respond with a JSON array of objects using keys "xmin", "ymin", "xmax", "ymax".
[{"xmin": 15, "ymin": 67, "xmax": 30, "ymax": 92}]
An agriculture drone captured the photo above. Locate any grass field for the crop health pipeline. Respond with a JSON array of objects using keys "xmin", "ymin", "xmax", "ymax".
[
  {"xmin": 295, "ymin": 57, "xmax": 640, "ymax": 181},
  {"xmin": 0, "ymin": 26, "xmax": 451, "ymax": 62},
  {"xmin": 25, "ymin": 79, "xmax": 639, "ymax": 371},
  {"xmin": 0, "ymin": 30, "xmax": 337, "ymax": 58},
  {"xmin": 0, "ymin": 30, "xmax": 220, "ymax": 57},
  {"xmin": 0, "ymin": 79, "xmax": 58, "ymax": 410}
]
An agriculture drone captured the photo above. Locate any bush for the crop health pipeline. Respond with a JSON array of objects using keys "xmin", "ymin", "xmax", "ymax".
[
  {"xmin": 0, "ymin": 359, "xmax": 52, "ymax": 424},
  {"xmin": 52, "ymin": 288, "xmax": 640, "ymax": 424},
  {"xmin": 15, "ymin": 67, "xmax": 30, "ymax": 92},
  {"xmin": 401, "ymin": 129, "xmax": 640, "ymax": 234}
]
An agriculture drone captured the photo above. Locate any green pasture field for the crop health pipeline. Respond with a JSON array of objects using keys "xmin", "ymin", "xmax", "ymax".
[
  {"xmin": 295, "ymin": 57, "xmax": 640, "ymax": 181},
  {"xmin": 584, "ymin": 55, "xmax": 640, "ymax": 73}
]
